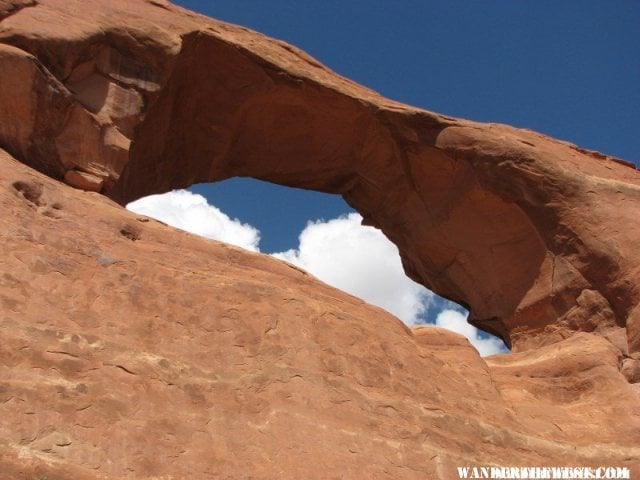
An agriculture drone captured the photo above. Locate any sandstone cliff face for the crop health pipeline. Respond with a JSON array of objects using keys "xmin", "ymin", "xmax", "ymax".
[
  {"xmin": 0, "ymin": 1, "xmax": 639, "ymax": 478},
  {"xmin": 2, "ymin": 150, "xmax": 639, "ymax": 479}
]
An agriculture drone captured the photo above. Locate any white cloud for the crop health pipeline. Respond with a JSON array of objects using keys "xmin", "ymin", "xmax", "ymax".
[
  {"xmin": 126, "ymin": 190, "xmax": 260, "ymax": 252},
  {"xmin": 435, "ymin": 309, "xmax": 507, "ymax": 356},
  {"xmin": 272, "ymin": 213, "xmax": 434, "ymax": 324},
  {"xmin": 126, "ymin": 192, "xmax": 507, "ymax": 356}
]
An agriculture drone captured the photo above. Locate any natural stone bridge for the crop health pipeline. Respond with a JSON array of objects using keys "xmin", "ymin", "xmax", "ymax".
[
  {"xmin": 2, "ymin": 0, "xmax": 638, "ymax": 353},
  {"xmin": 0, "ymin": 1, "xmax": 639, "ymax": 478}
]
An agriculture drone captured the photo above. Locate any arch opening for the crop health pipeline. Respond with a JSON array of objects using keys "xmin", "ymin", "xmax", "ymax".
[
  {"xmin": 106, "ymin": 28, "xmax": 562, "ymax": 353},
  {"xmin": 126, "ymin": 177, "xmax": 509, "ymax": 357}
]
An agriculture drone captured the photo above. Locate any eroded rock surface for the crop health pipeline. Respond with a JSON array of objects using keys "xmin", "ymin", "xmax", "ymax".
[
  {"xmin": 1, "ymin": 1, "xmax": 639, "ymax": 478},
  {"xmin": 1, "ymin": 150, "xmax": 639, "ymax": 479},
  {"xmin": 1, "ymin": 0, "xmax": 638, "ymax": 353}
]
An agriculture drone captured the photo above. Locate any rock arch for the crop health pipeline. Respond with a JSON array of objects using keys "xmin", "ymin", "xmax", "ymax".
[{"xmin": 1, "ymin": 0, "xmax": 639, "ymax": 352}]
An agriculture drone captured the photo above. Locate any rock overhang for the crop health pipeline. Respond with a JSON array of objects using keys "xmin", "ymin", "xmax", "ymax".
[
  {"xmin": 1, "ymin": 1, "xmax": 640, "ymax": 477},
  {"xmin": 1, "ymin": 0, "xmax": 639, "ymax": 354}
]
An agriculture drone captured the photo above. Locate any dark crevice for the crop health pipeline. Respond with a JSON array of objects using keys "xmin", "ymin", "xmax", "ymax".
[{"xmin": 108, "ymin": 364, "xmax": 137, "ymax": 375}]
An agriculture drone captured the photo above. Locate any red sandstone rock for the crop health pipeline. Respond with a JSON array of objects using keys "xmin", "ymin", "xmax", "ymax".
[
  {"xmin": 0, "ymin": 0, "xmax": 35, "ymax": 20},
  {"xmin": 0, "ymin": 1, "xmax": 639, "ymax": 478},
  {"xmin": 1, "ymin": 0, "xmax": 638, "ymax": 355},
  {"xmin": 64, "ymin": 169, "xmax": 104, "ymax": 192},
  {"xmin": 1, "ymin": 149, "xmax": 639, "ymax": 479}
]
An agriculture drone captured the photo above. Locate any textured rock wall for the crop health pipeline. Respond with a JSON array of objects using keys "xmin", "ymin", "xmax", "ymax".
[
  {"xmin": 1, "ymin": 149, "xmax": 639, "ymax": 479},
  {"xmin": 1, "ymin": 0, "xmax": 639, "ymax": 354},
  {"xmin": 1, "ymin": 1, "xmax": 640, "ymax": 478}
]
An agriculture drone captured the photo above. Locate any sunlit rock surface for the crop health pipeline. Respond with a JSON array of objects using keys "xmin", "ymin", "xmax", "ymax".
[{"xmin": 0, "ymin": 1, "xmax": 639, "ymax": 478}]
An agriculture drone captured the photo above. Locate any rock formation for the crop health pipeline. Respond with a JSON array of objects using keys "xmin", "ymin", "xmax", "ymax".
[{"xmin": 0, "ymin": 1, "xmax": 639, "ymax": 478}]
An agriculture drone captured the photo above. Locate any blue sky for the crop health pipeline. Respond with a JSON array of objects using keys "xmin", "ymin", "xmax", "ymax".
[
  {"xmin": 177, "ymin": 0, "xmax": 639, "ymax": 252},
  {"xmin": 129, "ymin": 1, "xmax": 639, "ymax": 355},
  {"xmin": 174, "ymin": 0, "xmax": 639, "ymax": 162}
]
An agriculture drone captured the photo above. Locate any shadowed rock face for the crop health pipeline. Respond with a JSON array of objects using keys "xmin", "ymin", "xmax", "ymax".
[{"xmin": 0, "ymin": 1, "xmax": 639, "ymax": 478}]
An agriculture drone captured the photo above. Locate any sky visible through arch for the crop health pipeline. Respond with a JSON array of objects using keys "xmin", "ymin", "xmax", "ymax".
[{"xmin": 128, "ymin": 1, "xmax": 639, "ymax": 356}]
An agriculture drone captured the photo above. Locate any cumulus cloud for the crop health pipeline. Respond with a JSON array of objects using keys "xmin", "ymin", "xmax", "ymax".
[
  {"xmin": 126, "ymin": 190, "xmax": 260, "ymax": 252},
  {"xmin": 127, "ymin": 191, "xmax": 507, "ymax": 356},
  {"xmin": 272, "ymin": 213, "xmax": 434, "ymax": 324},
  {"xmin": 435, "ymin": 309, "xmax": 507, "ymax": 356}
]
